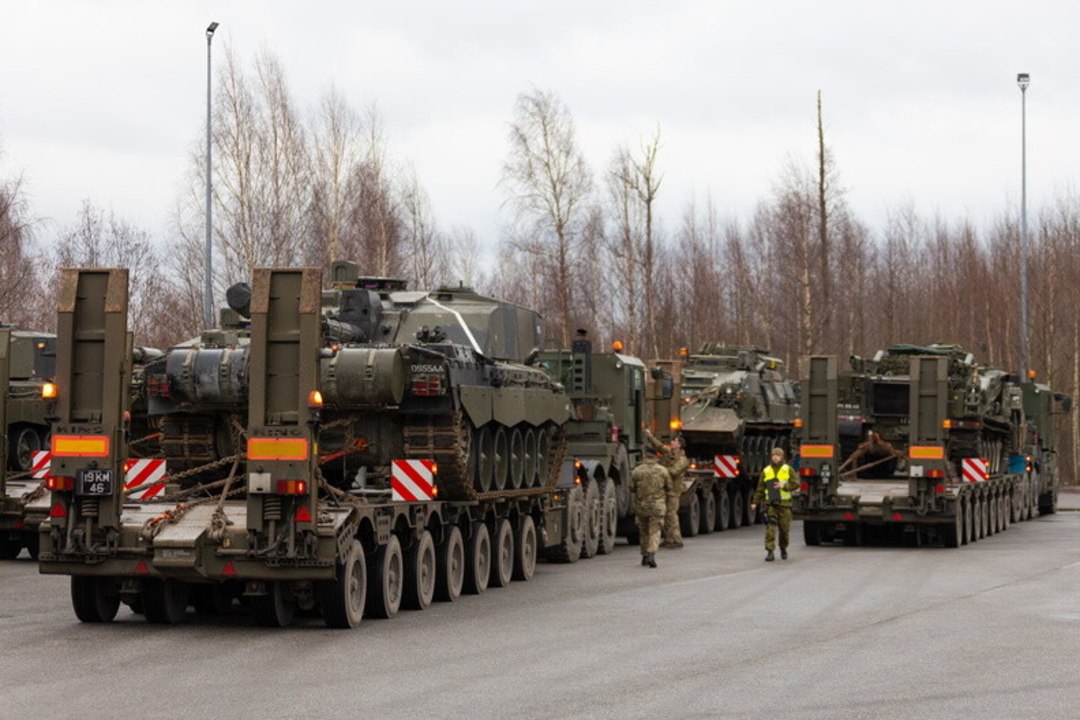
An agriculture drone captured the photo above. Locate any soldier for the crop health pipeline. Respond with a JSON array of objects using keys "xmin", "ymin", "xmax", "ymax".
[
  {"xmin": 645, "ymin": 430, "xmax": 690, "ymax": 548},
  {"xmin": 750, "ymin": 447, "xmax": 798, "ymax": 561},
  {"xmin": 630, "ymin": 444, "xmax": 673, "ymax": 568}
]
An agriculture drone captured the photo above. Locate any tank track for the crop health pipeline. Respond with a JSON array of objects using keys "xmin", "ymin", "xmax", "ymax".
[{"xmin": 403, "ymin": 411, "xmax": 566, "ymax": 502}]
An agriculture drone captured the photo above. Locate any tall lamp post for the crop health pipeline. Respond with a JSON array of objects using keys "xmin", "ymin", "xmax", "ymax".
[
  {"xmin": 1017, "ymin": 72, "xmax": 1029, "ymax": 380},
  {"xmin": 205, "ymin": 21, "xmax": 219, "ymax": 329}
]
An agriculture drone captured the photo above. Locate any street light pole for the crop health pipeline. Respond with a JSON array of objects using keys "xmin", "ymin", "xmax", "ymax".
[
  {"xmin": 1017, "ymin": 72, "xmax": 1029, "ymax": 380},
  {"xmin": 205, "ymin": 21, "xmax": 219, "ymax": 329}
]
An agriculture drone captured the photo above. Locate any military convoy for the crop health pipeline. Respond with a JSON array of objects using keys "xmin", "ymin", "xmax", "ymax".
[
  {"xmin": 0, "ymin": 327, "xmax": 56, "ymax": 559},
  {"xmin": 794, "ymin": 344, "xmax": 1070, "ymax": 547},
  {"xmin": 668, "ymin": 345, "xmax": 800, "ymax": 538}
]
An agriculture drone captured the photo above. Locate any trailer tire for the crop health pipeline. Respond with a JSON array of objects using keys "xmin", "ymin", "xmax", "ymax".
[
  {"xmin": 803, "ymin": 520, "xmax": 822, "ymax": 546},
  {"xmin": 489, "ymin": 519, "xmax": 514, "ymax": 588},
  {"xmin": 403, "ymin": 531, "xmax": 436, "ymax": 610},
  {"xmin": 730, "ymin": 490, "xmax": 744, "ymax": 529},
  {"xmin": 513, "ymin": 515, "xmax": 537, "ymax": 582},
  {"xmin": 717, "ymin": 490, "xmax": 731, "ymax": 531},
  {"xmin": 193, "ymin": 584, "xmax": 235, "ymax": 616},
  {"xmin": 319, "ymin": 540, "xmax": 366, "ymax": 628},
  {"xmin": 699, "ymin": 490, "xmax": 716, "ymax": 535},
  {"xmin": 842, "ymin": 522, "xmax": 862, "ymax": 547},
  {"xmin": 143, "ymin": 579, "xmax": 189, "ymax": 625},
  {"xmin": 366, "ymin": 535, "xmax": 404, "ymax": 618},
  {"xmin": 547, "ymin": 486, "xmax": 583, "ymax": 563},
  {"xmin": 463, "ymin": 523, "xmax": 490, "ymax": 595},
  {"xmin": 23, "ymin": 532, "xmax": 39, "ymax": 560},
  {"xmin": 680, "ymin": 493, "xmax": 700, "ymax": 538},
  {"xmin": 597, "ymin": 478, "xmax": 618, "ymax": 555},
  {"xmin": 581, "ymin": 481, "xmax": 601, "ymax": 559},
  {"xmin": 989, "ymin": 496, "xmax": 999, "ymax": 535},
  {"xmin": 943, "ymin": 510, "xmax": 961, "ymax": 548},
  {"xmin": 743, "ymin": 491, "xmax": 757, "ymax": 526},
  {"xmin": 435, "ymin": 526, "xmax": 465, "ymax": 602},
  {"xmin": 0, "ymin": 538, "xmax": 21, "ymax": 560},
  {"xmin": 71, "ymin": 576, "xmax": 119, "ymax": 623}
]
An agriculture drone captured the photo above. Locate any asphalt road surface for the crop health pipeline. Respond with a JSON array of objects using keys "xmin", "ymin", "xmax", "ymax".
[{"xmin": 2, "ymin": 503, "xmax": 1079, "ymax": 720}]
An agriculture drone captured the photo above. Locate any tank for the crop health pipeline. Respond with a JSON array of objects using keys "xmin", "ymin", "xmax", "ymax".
[
  {"xmin": 678, "ymin": 345, "xmax": 799, "ymax": 477},
  {"xmin": 144, "ymin": 261, "xmax": 570, "ymax": 500}
]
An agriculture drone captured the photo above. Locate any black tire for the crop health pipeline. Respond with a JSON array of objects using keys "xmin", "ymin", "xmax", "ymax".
[
  {"xmin": 547, "ymin": 485, "xmax": 583, "ymax": 563},
  {"xmin": 989, "ymin": 496, "xmax": 999, "ymax": 535},
  {"xmin": 943, "ymin": 505, "xmax": 962, "ymax": 548},
  {"xmin": 319, "ymin": 540, "xmax": 366, "ymax": 628},
  {"xmin": 699, "ymin": 490, "xmax": 716, "ymax": 535},
  {"xmin": 680, "ymin": 493, "xmax": 700, "ymax": 538},
  {"xmin": 0, "ymin": 538, "xmax": 22, "ymax": 560},
  {"xmin": 513, "ymin": 515, "xmax": 538, "ymax": 582},
  {"xmin": 403, "ymin": 531, "xmax": 436, "ymax": 610},
  {"xmin": 730, "ymin": 490, "xmax": 744, "ymax": 529},
  {"xmin": 842, "ymin": 522, "xmax": 862, "ymax": 547},
  {"xmin": 366, "ymin": 535, "xmax": 404, "ymax": 618},
  {"xmin": 597, "ymin": 478, "xmax": 618, "ymax": 555},
  {"xmin": 743, "ymin": 490, "xmax": 757, "ymax": 526},
  {"xmin": 975, "ymin": 499, "xmax": 986, "ymax": 540},
  {"xmin": 463, "ymin": 523, "xmax": 490, "ymax": 595},
  {"xmin": 581, "ymin": 481, "xmax": 601, "ymax": 559},
  {"xmin": 1001, "ymin": 493, "xmax": 1011, "ymax": 530},
  {"xmin": 489, "ymin": 519, "xmax": 514, "ymax": 588},
  {"xmin": 23, "ymin": 532, "xmax": 40, "ymax": 560},
  {"xmin": 435, "ymin": 525, "xmax": 465, "ymax": 602},
  {"xmin": 254, "ymin": 581, "xmax": 295, "ymax": 627},
  {"xmin": 717, "ymin": 490, "xmax": 731, "ymax": 531},
  {"xmin": 1038, "ymin": 489, "xmax": 1058, "ymax": 515},
  {"xmin": 803, "ymin": 520, "xmax": 822, "ymax": 546},
  {"xmin": 963, "ymin": 497, "xmax": 974, "ymax": 544},
  {"xmin": 192, "ymin": 584, "xmax": 235, "ymax": 616},
  {"xmin": 143, "ymin": 579, "xmax": 190, "ymax": 625},
  {"xmin": 8, "ymin": 425, "xmax": 41, "ymax": 472},
  {"xmin": 71, "ymin": 576, "xmax": 119, "ymax": 623}
]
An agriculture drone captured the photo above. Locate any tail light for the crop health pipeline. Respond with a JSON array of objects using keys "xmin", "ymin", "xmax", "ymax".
[
  {"xmin": 276, "ymin": 480, "xmax": 308, "ymax": 495},
  {"xmin": 146, "ymin": 373, "xmax": 171, "ymax": 399},
  {"xmin": 411, "ymin": 374, "xmax": 446, "ymax": 396},
  {"xmin": 47, "ymin": 476, "xmax": 75, "ymax": 491}
]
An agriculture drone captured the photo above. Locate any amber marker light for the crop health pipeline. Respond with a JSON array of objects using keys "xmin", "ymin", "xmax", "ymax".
[
  {"xmin": 612, "ymin": 340, "xmax": 624, "ymax": 352},
  {"xmin": 307, "ymin": 390, "xmax": 324, "ymax": 408},
  {"xmin": 41, "ymin": 382, "xmax": 58, "ymax": 399}
]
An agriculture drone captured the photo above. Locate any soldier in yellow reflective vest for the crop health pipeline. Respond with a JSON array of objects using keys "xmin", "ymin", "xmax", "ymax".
[{"xmin": 751, "ymin": 447, "xmax": 798, "ymax": 561}]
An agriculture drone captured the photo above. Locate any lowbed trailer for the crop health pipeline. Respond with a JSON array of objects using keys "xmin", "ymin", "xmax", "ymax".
[
  {"xmin": 794, "ymin": 354, "xmax": 1064, "ymax": 547},
  {"xmin": 39, "ymin": 268, "xmax": 569, "ymax": 627}
]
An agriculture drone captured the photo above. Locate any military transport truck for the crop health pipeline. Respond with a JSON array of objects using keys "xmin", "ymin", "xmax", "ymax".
[
  {"xmin": 794, "ymin": 344, "xmax": 1069, "ymax": 547},
  {"xmin": 1, "ymin": 327, "xmax": 57, "ymax": 559},
  {"xmin": 40, "ymin": 267, "xmax": 577, "ymax": 628},
  {"xmin": 672, "ymin": 345, "xmax": 800, "ymax": 537}
]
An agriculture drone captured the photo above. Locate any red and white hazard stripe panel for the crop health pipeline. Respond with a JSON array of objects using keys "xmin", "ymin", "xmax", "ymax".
[
  {"xmin": 124, "ymin": 458, "xmax": 168, "ymax": 500},
  {"xmin": 31, "ymin": 451, "xmax": 52, "ymax": 479},
  {"xmin": 713, "ymin": 455, "xmax": 739, "ymax": 479},
  {"xmin": 961, "ymin": 457, "xmax": 989, "ymax": 483},
  {"xmin": 391, "ymin": 459, "xmax": 436, "ymax": 502}
]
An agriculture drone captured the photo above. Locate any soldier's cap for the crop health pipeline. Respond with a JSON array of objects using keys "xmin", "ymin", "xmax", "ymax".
[
  {"xmin": 644, "ymin": 445, "xmax": 660, "ymax": 456},
  {"xmin": 770, "ymin": 447, "xmax": 785, "ymax": 459}
]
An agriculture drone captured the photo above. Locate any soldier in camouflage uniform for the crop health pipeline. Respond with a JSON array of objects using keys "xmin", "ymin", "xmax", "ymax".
[
  {"xmin": 631, "ymin": 445, "xmax": 673, "ymax": 568},
  {"xmin": 751, "ymin": 447, "xmax": 798, "ymax": 561},
  {"xmin": 646, "ymin": 429, "xmax": 689, "ymax": 548}
]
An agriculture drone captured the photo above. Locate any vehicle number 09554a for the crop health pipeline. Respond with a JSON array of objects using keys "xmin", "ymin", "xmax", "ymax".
[{"xmin": 77, "ymin": 469, "xmax": 114, "ymax": 496}]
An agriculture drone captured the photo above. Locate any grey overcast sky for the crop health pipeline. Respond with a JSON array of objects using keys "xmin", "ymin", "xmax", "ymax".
[{"xmin": 2, "ymin": 1, "xmax": 1078, "ymax": 261}]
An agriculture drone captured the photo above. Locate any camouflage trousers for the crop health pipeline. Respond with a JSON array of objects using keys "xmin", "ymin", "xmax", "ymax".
[
  {"xmin": 662, "ymin": 493, "xmax": 683, "ymax": 546},
  {"xmin": 636, "ymin": 515, "xmax": 663, "ymax": 556},
  {"xmin": 764, "ymin": 504, "xmax": 792, "ymax": 551}
]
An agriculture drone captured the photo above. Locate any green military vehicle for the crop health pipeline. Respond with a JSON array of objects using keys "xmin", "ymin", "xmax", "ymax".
[
  {"xmin": 794, "ymin": 344, "xmax": 1070, "ymax": 547},
  {"xmin": 1, "ymin": 327, "xmax": 56, "ymax": 559},
  {"xmin": 538, "ymin": 332, "xmax": 664, "ymax": 559},
  {"xmin": 41, "ymin": 266, "xmax": 580, "ymax": 627},
  {"xmin": 675, "ymin": 345, "xmax": 800, "ymax": 536}
]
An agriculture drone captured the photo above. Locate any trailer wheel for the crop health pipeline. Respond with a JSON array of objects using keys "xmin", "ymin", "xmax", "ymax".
[
  {"xmin": 463, "ymin": 523, "xmax": 491, "ymax": 595},
  {"xmin": 803, "ymin": 521, "xmax": 822, "ymax": 546},
  {"xmin": 989, "ymin": 496, "xmax": 999, "ymax": 535},
  {"xmin": 489, "ymin": 519, "xmax": 515, "ymax": 588},
  {"xmin": 743, "ymin": 491, "xmax": 757, "ymax": 526},
  {"xmin": 143, "ymin": 579, "xmax": 190, "ymax": 625},
  {"xmin": 717, "ymin": 491, "xmax": 731, "ymax": 531},
  {"xmin": 730, "ymin": 490, "xmax": 744, "ymax": 529},
  {"xmin": 1001, "ymin": 494, "xmax": 1011, "ymax": 530},
  {"xmin": 71, "ymin": 576, "xmax": 119, "ymax": 623},
  {"xmin": 699, "ymin": 490, "xmax": 716, "ymax": 535},
  {"xmin": 842, "ymin": 522, "xmax": 862, "ymax": 547},
  {"xmin": 193, "ymin": 584, "xmax": 235, "ymax": 616},
  {"xmin": 547, "ymin": 486, "xmax": 583, "ymax": 563},
  {"xmin": 942, "ymin": 506, "xmax": 961, "ymax": 548},
  {"xmin": 597, "ymin": 478, "xmax": 618, "ymax": 554},
  {"xmin": 403, "ymin": 531, "xmax": 436, "ymax": 610},
  {"xmin": 319, "ymin": 540, "xmax": 366, "ymax": 628},
  {"xmin": 23, "ymin": 532, "xmax": 39, "ymax": 560},
  {"xmin": 581, "ymin": 481, "xmax": 601, "ymax": 558},
  {"xmin": 680, "ymin": 493, "xmax": 700, "ymax": 538},
  {"xmin": 1038, "ymin": 488, "xmax": 1058, "ymax": 515},
  {"xmin": 0, "ymin": 538, "xmax": 21, "ymax": 560},
  {"xmin": 435, "ymin": 526, "xmax": 465, "ymax": 602},
  {"xmin": 962, "ymin": 497, "xmax": 973, "ymax": 544},
  {"xmin": 366, "ymin": 535, "xmax": 404, "ymax": 619},
  {"xmin": 513, "ymin": 516, "xmax": 537, "ymax": 582},
  {"xmin": 975, "ymin": 499, "xmax": 986, "ymax": 540}
]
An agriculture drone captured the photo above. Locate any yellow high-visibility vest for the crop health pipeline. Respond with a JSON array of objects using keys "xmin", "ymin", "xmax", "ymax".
[{"xmin": 762, "ymin": 464, "xmax": 793, "ymax": 502}]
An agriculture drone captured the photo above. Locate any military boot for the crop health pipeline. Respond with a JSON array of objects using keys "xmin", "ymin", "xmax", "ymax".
[
  {"xmin": 781, "ymin": 548, "xmax": 788, "ymax": 560},
  {"xmin": 765, "ymin": 550, "xmax": 775, "ymax": 562},
  {"xmin": 641, "ymin": 555, "xmax": 649, "ymax": 566},
  {"xmin": 647, "ymin": 554, "xmax": 658, "ymax": 568}
]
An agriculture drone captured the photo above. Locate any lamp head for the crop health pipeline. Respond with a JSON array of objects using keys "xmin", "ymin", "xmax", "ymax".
[
  {"xmin": 1017, "ymin": 72, "xmax": 1030, "ymax": 91},
  {"xmin": 207, "ymin": 21, "xmax": 219, "ymax": 37}
]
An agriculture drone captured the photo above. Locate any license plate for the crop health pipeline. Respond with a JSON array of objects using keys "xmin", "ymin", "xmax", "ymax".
[{"xmin": 77, "ymin": 468, "xmax": 114, "ymax": 496}]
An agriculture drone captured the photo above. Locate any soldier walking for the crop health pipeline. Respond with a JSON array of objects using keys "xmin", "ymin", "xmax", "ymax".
[
  {"xmin": 750, "ymin": 447, "xmax": 798, "ymax": 561},
  {"xmin": 631, "ymin": 445, "xmax": 673, "ymax": 568},
  {"xmin": 645, "ymin": 430, "xmax": 689, "ymax": 548}
]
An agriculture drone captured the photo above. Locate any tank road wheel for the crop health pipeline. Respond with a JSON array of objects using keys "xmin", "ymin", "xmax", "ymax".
[
  {"xmin": 730, "ymin": 490, "xmax": 744, "ymax": 529},
  {"xmin": 402, "ymin": 531, "xmax": 437, "ymax": 611},
  {"xmin": 717, "ymin": 490, "xmax": 731, "ymax": 531},
  {"xmin": 435, "ymin": 526, "xmax": 465, "ymax": 602},
  {"xmin": 581, "ymin": 481, "xmax": 601, "ymax": 559},
  {"xmin": 508, "ymin": 428, "xmax": 526, "ymax": 489},
  {"xmin": 253, "ymin": 581, "xmax": 295, "ymax": 627},
  {"xmin": 700, "ymin": 490, "xmax": 717, "ymax": 535},
  {"xmin": 142, "ymin": 579, "xmax": 190, "ymax": 625},
  {"xmin": 71, "ymin": 577, "xmax": 119, "ymax": 623},
  {"xmin": 523, "ymin": 429, "xmax": 538, "ymax": 488},
  {"xmin": 463, "ymin": 523, "xmax": 491, "ymax": 595},
  {"xmin": 597, "ymin": 478, "xmax": 618, "ymax": 555},
  {"xmin": 319, "ymin": 540, "xmax": 367, "ymax": 628},
  {"xmin": 493, "ymin": 427, "xmax": 510, "ymax": 491},
  {"xmin": 512, "ymin": 515, "xmax": 538, "ymax": 582},
  {"xmin": 680, "ymin": 493, "xmax": 700, "ymax": 538},
  {"xmin": 548, "ymin": 485, "xmax": 584, "ymax": 563},
  {"xmin": 536, "ymin": 429, "xmax": 552, "ymax": 488},
  {"xmin": 366, "ymin": 535, "xmax": 404, "ymax": 619},
  {"xmin": 476, "ymin": 426, "xmax": 495, "ymax": 492},
  {"xmin": 8, "ymin": 425, "xmax": 42, "ymax": 472}
]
